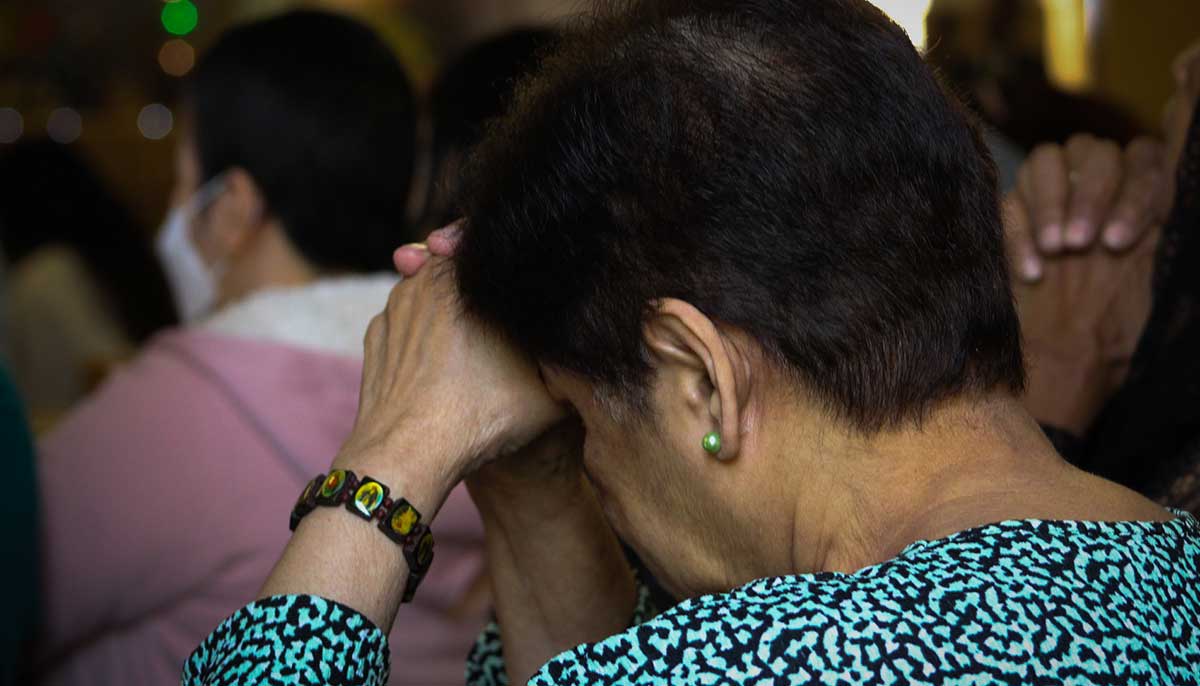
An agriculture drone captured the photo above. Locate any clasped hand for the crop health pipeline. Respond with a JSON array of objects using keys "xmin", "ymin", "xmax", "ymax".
[
  {"xmin": 1005, "ymin": 134, "xmax": 1164, "ymax": 437},
  {"xmin": 334, "ymin": 223, "xmax": 571, "ymax": 512}
]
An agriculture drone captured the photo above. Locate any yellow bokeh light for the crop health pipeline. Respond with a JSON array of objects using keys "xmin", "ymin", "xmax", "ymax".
[
  {"xmin": 1040, "ymin": 0, "xmax": 1091, "ymax": 91},
  {"xmin": 867, "ymin": 0, "xmax": 935, "ymax": 51}
]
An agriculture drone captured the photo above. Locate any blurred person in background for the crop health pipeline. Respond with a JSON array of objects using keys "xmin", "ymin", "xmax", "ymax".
[
  {"xmin": 423, "ymin": 27, "xmax": 557, "ymax": 229},
  {"xmin": 0, "ymin": 140, "xmax": 177, "ymax": 429},
  {"xmin": 34, "ymin": 11, "xmax": 487, "ymax": 686},
  {"xmin": 925, "ymin": 0, "xmax": 1142, "ymax": 152},
  {"xmin": 1006, "ymin": 40, "xmax": 1200, "ymax": 513}
]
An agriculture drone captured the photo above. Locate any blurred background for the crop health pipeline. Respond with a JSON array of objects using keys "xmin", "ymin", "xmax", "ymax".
[
  {"xmin": 3, "ymin": 2, "xmax": 1200, "ymax": 684},
  {"xmin": 0, "ymin": 0, "xmax": 1196, "ymax": 232},
  {"xmin": 0, "ymin": 0, "xmax": 1198, "ymax": 430}
]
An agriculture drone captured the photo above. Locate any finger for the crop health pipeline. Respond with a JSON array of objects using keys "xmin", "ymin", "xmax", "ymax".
[
  {"xmin": 359, "ymin": 312, "xmax": 387, "ymax": 401},
  {"xmin": 1064, "ymin": 137, "xmax": 1122, "ymax": 249},
  {"xmin": 1062, "ymin": 132, "xmax": 1097, "ymax": 160},
  {"xmin": 1024, "ymin": 144, "xmax": 1070, "ymax": 253},
  {"xmin": 1002, "ymin": 193, "xmax": 1043, "ymax": 282},
  {"xmin": 427, "ymin": 220, "xmax": 464, "ymax": 256},
  {"xmin": 393, "ymin": 243, "xmax": 432, "ymax": 277},
  {"xmin": 1173, "ymin": 40, "xmax": 1200, "ymax": 85},
  {"xmin": 1102, "ymin": 138, "xmax": 1168, "ymax": 250}
]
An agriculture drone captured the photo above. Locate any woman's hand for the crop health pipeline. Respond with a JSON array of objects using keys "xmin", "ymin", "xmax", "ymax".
[
  {"xmin": 1011, "ymin": 196, "xmax": 1157, "ymax": 436},
  {"xmin": 334, "ymin": 228, "xmax": 565, "ymax": 512},
  {"xmin": 392, "ymin": 224, "xmax": 587, "ymax": 506},
  {"xmin": 1007, "ymin": 134, "xmax": 1172, "ymax": 282},
  {"xmin": 397, "ymin": 224, "xmax": 635, "ymax": 684},
  {"xmin": 259, "ymin": 224, "xmax": 569, "ymax": 632}
]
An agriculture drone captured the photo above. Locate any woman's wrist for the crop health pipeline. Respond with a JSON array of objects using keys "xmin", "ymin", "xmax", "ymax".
[
  {"xmin": 330, "ymin": 452, "xmax": 456, "ymax": 521},
  {"xmin": 258, "ymin": 431, "xmax": 469, "ymax": 632},
  {"xmin": 330, "ymin": 425, "xmax": 471, "ymax": 519}
]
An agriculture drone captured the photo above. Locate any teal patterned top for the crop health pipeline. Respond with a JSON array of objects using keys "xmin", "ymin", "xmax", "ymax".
[{"xmin": 185, "ymin": 512, "xmax": 1200, "ymax": 685}]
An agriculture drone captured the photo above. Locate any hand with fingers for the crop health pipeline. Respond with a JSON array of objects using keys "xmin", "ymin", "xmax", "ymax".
[
  {"xmin": 1006, "ymin": 133, "xmax": 1173, "ymax": 283},
  {"xmin": 339, "ymin": 221, "xmax": 566, "ymax": 500},
  {"xmin": 1012, "ymin": 212, "xmax": 1158, "ymax": 437},
  {"xmin": 391, "ymin": 222, "xmax": 586, "ymax": 493},
  {"xmin": 398, "ymin": 224, "xmax": 634, "ymax": 685}
]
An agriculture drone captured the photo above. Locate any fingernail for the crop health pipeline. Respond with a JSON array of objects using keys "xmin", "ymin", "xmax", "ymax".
[
  {"xmin": 1021, "ymin": 255, "xmax": 1042, "ymax": 281},
  {"xmin": 1040, "ymin": 223, "xmax": 1063, "ymax": 251},
  {"xmin": 1065, "ymin": 219, "xmax": 1091, "ymax": 248},
  {"xmin": 1102, "ymin": 222, "xmax": 1129, "ymax": 249},
  {"xmin": 411, "ymin": 242, "xmax": 429, "ymax": 251}
]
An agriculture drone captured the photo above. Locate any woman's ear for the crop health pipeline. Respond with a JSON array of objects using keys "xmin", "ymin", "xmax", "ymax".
[
  {"xmin": 642, "ymin": 298, "xmax": 751, "ymax": 461},
  {"xmin": 204, "ymin": 168, "xmax": 268, "ymax": 260}
]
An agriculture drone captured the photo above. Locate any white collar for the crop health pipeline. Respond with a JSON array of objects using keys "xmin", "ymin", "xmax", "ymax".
[{"xmin": 197, "ymin": 274, "xmax": 397, "ymax": 358}]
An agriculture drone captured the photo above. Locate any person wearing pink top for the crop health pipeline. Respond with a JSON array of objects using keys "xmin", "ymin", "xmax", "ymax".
[{"xmin": 33, "ymin": 12, "xmax": 487, "ymax": 685}]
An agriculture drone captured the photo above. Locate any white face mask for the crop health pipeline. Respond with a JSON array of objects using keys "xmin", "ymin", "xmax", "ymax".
[{"xmin": 155, "ymin": 175, "xmax": 228, "ymax": 323}]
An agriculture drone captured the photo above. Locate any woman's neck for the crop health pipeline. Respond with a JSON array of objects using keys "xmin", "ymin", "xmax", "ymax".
[
  {"xmin": 215, "ymin": 220, "xmax": 320, "ymax": 309},
  {"xmin": 764, "ymin": 393, "xmax": 1166, "ymax": 578}
]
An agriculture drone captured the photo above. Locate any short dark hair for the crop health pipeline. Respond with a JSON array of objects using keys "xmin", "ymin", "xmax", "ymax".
[
  {"xmin": 188, "ymin": 10, "xmax": 417, "ymax": 271},
  {"xmin": 431, "ymin": 28, "xmax": 558, "ymax": 165},
  {"xmin": 425, "ymin": 28, "xmax": 557, "ymax": 227},
  {"xmin": 455, "ymin": 0, "xmax": 1025, "ymax": 432}
]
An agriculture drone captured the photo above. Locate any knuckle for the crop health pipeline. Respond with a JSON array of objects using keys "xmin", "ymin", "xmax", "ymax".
[
  {"xmin": 1127, "ymin": 136, "xmax": 1164, "ymax": 160},
  {"xmin": 1030, "ymin": 143, "xmax": 1064, "ymax": 163},
  {"xmin": 367, "ymin": 312, "xmax": 384, "ymax": 334},
  {"xmin": 364, "ymin": 315, "xmax": 384, "ymax": 345},
  {"xmin": 1094, "ymin": 140, "xmax": 1122, "ymax": 164},
  {"xmin": 386, "ymin": 282, "xmax": 407, "ymax": 308},
  {"xmin": 1065, "ymin": 134, "xmax": 1096, "ymax": 158}
]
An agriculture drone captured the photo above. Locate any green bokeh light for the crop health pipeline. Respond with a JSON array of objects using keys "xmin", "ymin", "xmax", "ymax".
[{"xmin": 161, "ymin": 1, "xmax": 198, "ymax": 37}]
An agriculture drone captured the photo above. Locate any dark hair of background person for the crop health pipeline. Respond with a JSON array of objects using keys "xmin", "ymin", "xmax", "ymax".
[
  {"xmin": 0, "ymin": 139, "xmax": 178, "ymax": 343},
  {"xmin": 186, "ymin": 10, "xmax": 419, "ymax": 270},
  {"xmin": 1082, "ymin": 106, "xmax": 1200, "ymax": 507},
  {"xmin": 453, "ymin": 0, "xmax": 1025, "ymax": 433},
  {"xmin": 925, "ymin": 0, "xmax": 1142, "ymax": 149},
  {"xmin": 424, "ymin": 27, "xmax": 557, "ymax": 228}
]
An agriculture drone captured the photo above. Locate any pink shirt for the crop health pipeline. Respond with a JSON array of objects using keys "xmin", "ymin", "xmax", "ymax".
[{"xmin": 36, "ymin": 289, "xmax": 488, "ymax": 685}]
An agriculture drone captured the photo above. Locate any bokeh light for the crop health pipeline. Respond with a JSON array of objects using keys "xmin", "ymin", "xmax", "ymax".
[
  {"xmin": 161, "ymin": 0, "xmax": 199, "ymax": 37},
  {"xmin": 47, "ymin": 107, "xmax": 83, "ymax": 144},
  {"xmin": 0, "ymin": 108, "xmax": 23, "ymax": 144},
  {"xmin": 158, "ymin": 38, "xmax": 196, "ymax": 77},
  {"xmin": 138, "ymin": 104, "xmax": 174, "ymax": 140},
  {"xmin": 1042, "ymin": 0, "xmax": 1091, "ymax": 91}
]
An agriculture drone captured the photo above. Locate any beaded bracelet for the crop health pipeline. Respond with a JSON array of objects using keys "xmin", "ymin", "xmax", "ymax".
[{"xmin": 289, "ymin": 469, "xmax": 434, "ymax": 603}]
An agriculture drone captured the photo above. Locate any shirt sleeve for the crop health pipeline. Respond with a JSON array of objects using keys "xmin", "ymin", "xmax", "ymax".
[
  {"xmin": 464, "ymin": 582, "xmax": 658, "ymax": 686},
  {"xmin": 182, "ymin": 595, "xmax": 389, "ymax": 686}
]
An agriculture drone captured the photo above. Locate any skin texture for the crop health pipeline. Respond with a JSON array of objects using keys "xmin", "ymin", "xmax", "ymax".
[
  {"xmin": 1011, "ymin": 39, "xmax": 1200, "ymax": 437},
  {"xmin": 259, "ymin": 224, "xmax": 1171, "ymax": 686},
  {"xmin": 167, "ymin": 121, "xmax": 317, "ymax": 310}
]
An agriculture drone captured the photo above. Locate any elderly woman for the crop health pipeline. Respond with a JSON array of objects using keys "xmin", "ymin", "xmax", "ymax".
[{"xmin": 186, "ymin": 1, "xmax": 1200, "ymax": 685}]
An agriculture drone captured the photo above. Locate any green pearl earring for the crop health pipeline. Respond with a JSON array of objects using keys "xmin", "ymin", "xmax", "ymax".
[{"xmin": 701, "ymin": 431, "xmax": 722, "ymax": 455}]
